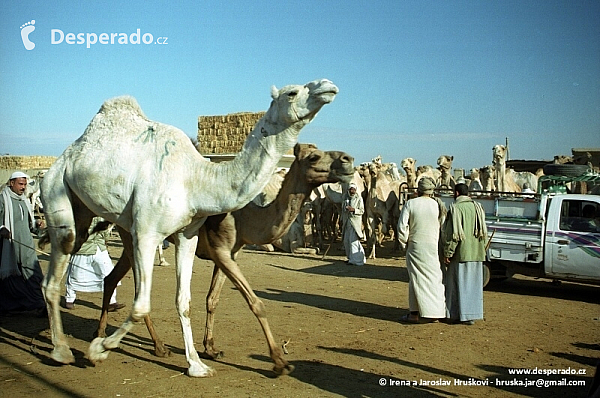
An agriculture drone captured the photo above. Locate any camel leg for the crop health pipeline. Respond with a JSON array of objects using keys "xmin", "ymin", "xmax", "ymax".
[
  {"xmin": 96, "ymin": 228, "xmax": 171, "ymax": 357},
  {"xmin": 42, "ymin": 182, "xmax": 94, "ymax": 365},
  {"xmin": 201, "ymin": 266, "xmax": 228, "ymax": 359},
  {"xmin": 88, "ymin": 232, "xmax": 160, "ymax": 365},
  {"xmin": 212, "ymin": 248, "xmax": 294, "ymax": 375},
  {"xmin": 42, "ymin": 227, "xmax": 75, "ymax": 364},
  {"xmin": 367, "ymin": 215, "xmax": 377, "ymax": 259},
  {"xmin": 143, "ymin": 315, "xmax": 171, "ymax": 357},
  {"xmin": 172, "ymin": 232, "xmax": 216, "ymax": 377},
  {"xmin": 96, "ymin": 253, "xmax": 130, "ymax": 338}
]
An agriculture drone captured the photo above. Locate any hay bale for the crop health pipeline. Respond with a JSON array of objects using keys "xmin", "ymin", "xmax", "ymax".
[{"xmin": 197, "ymin": 112, "xmax": 266, "ymax": 155}]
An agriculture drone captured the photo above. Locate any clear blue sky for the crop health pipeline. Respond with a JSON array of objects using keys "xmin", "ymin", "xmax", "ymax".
[{"xmin": 1, "ymin": 0, "xmax": 599, "ymax": 172}]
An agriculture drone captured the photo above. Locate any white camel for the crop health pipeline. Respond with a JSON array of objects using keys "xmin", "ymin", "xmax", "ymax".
[
  {"xmin": 492, "ymin": 144, "xmax": 521, "ymax": 193},
  {"xmin": 416, "ymin": 164, "xmax": 441, "ymax": 185},
  {"xmin": 400, "ymin": 157, "xmax": 441, "ymax": 191},
  {"xmin": 40, "ymin": 78, "xmax": 338, "ymax": 378},
  {"xmin": 400, "ymin": 157, "xmax": 418, "ymax": 189},
  {"xmin": 468, "ymin": 168, "xmax": 484, "ymax": 192},
  {"xmin": 24, "ymin": 170, "xmax": 46, "ymax": 213},
  {"xmin": 480, "ymin": 165, "xmax": 495, "ymax": 192}
]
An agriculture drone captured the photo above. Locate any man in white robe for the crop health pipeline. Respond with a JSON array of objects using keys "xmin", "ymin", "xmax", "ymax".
[
  {"xmin": 63, "ymin": 217, "xmax": 125, "ymax": 311},
  {"xmin": 397, "ymin": 177, "xmax": 446, "ymax": 323},
  {"xmin": 341, "ymin": 183, "xmax": 366, "ymax": 266}
]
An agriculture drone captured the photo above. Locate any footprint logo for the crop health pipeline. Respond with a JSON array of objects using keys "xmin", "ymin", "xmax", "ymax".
[{"xmin": 20, "ymin": 20, "xmax": 36, "ymax": 50}]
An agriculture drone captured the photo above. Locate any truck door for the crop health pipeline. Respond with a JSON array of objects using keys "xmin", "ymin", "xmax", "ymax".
[{"xmin": 547, "ymin": 198, "xmax": 600, "ymax": 280}]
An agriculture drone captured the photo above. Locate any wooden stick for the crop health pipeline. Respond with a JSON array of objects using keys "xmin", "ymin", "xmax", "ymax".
[
  {"xmin": 321, "ymin": 243, "xmax": 332, "ymax": 260},
  {"xmin": 485, "ymin": 229, "xmax": 496, "ymax": 251},
  {"xmin": 9, "ymin": 238, "xmax": 51, "ymax": 256}
]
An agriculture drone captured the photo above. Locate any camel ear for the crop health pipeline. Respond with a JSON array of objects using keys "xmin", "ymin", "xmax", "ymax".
[
  {"xmin": 450, "ymin": 156, "xmax": 454, "ymax": 161},
  {"xmin": 271, "ymin": 85, "xmax": 279, "ymax": 100},
  {"xmin": 293, "ymin": 143, "xmax": 302, "ymax": 157}
]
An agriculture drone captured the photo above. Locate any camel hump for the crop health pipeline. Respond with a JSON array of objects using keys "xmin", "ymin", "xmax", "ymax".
[{"xmin": 98, "ymin": 95, "xmax": 148, "ymax": 120}]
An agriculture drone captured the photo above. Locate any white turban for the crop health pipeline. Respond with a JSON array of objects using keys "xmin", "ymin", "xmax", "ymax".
[{"xmin": 10, "ymin": 171, "xmax": 28, "ymax": 180}]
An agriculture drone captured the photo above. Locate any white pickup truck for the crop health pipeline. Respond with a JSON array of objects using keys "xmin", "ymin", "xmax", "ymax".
[{"xmin": 438, "ymin": 171, "xmax": 600, "ymax": 287}]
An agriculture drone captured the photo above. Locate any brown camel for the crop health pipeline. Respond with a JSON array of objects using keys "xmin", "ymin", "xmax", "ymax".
[{"xmin": 96, "ymin": 143, "xmax": 354, "ymax": 370}]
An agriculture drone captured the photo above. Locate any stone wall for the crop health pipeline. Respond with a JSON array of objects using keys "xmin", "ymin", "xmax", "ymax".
[
  {"xmin": 0, "ymin": 155, "xmax": 56, "ymax": 184},
  {"xmin": 0, "ymin": 155, "xmax": 56, "ymax": 170},
  {"xmin": 197, "ymin": 112, "xmax": 265, "ymax": 155}
]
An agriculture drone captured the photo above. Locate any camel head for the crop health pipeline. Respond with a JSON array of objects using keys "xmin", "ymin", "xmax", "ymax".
[
  {"xmin": 480, "ymin": 165, "xmax": 493, "ymax": 178},
  {"xmin": 367, "ymin": 162, "xmax": 380, "ymax": 177},
  {"xmin": 493, "ymin": 145, "xmax": 507, "ymax": 164},
  {"xmin": 292, "ymin": 143, "xmax": 354, "ymax": 186},
  {"xmin": 416, "ymin": 165, "xmax": 433, "ymax": 176},
  {"xmin": 470, "ymin": 168, "xmax": 480, "ymax": 179},
  {"xmin": 265, "ymin": 79, "xmax": 338, "ymax": 129},
  {"xmin": 437, "ymin": 155, "xmax": 453, "ymax": 170},
  {"xmin": 400, "ymin": 157, "xmax": 416, "ymax": 173}
]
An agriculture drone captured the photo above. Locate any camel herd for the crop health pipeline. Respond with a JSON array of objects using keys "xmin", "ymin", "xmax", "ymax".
[{"xmin": 264, "ymin": 143, "xmax": 542, "ymax": 261}]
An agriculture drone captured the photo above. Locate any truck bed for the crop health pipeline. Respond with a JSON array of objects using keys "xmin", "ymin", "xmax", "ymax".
[{"xmin": 439, "ymin": 194, "xmax": 544, "ymax": 265}]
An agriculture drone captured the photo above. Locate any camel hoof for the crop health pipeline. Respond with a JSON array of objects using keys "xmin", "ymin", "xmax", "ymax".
[
  {"xmin": 93, "ymin": 329, "xmax": 107, "ymax": 339},
  {"xmin": 155, "ymin": 344, "xmax": 172, "ymax": 358},
  {"xmin": 200, "ymin": 349, "xmax": 224, "ymax": 360},
  {"xmin": 51, "ymin": 345, "xmax": 75, "ymax": 364},
  {"xmin": 188, "ymin": 364, "xmax": 216, "ymax": 378},
  {"xmin": 274, "ymin": 363, "xmax": 295, "ymax": 376},
  {"xmin": 88, "ymin": 337, "xmax": 111, "ymax": 364}
]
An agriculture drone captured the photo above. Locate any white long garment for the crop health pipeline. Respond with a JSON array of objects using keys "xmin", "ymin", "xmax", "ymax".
[
  {"xmin": 65, "ymin": 247, "xmax": 118, "ymax": 303},
  {"xmin": 397, "ymin": 196, "xmax": 445, "ymax": 318}
]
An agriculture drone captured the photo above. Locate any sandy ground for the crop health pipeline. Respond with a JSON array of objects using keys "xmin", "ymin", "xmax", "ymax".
[{"xmin": 1, "ymin": 237, "xmax": 599, "ymax": 398}]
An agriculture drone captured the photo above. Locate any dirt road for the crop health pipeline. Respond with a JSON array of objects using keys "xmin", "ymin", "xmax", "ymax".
[{"xmin": 1, "ymin": 238, "xmax": 598, "ymax": 397}]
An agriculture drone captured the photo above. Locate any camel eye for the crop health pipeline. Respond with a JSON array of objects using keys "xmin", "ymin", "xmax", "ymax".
[{"xmin": 287, "ymin": 91, "xmax": 298, "ymax": 97}]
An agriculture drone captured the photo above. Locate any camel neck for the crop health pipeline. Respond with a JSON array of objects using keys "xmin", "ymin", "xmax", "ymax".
[{"xmin": 233, "ymin": 161, "xmax": 312, "ymax": 245}]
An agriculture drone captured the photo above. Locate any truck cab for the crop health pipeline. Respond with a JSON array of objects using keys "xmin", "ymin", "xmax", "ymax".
[
  {"xmin": 544, "ymin": 194, "xmax": 600, "ymax": 282},
  {"xmin": 483, "ymin": 171, "xmax": 600, "ymax": 286}
]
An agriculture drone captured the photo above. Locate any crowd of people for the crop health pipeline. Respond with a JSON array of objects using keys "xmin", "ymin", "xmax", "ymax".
[{"xmin": 335, "ymin": 176, "xmax": 488, "ymax": 325}]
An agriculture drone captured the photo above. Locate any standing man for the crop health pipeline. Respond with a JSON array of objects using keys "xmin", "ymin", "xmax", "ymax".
[
  {"xmin": 0, "ymin": 171, "xmax": 46, "ymax": 316},
  {"xmin": 442, "ymin": 183, "xmax": 487, "ymax": 325},
  {"xmin": 341, "ymin": 182, "xmax": 366, "ymax": 266},
  {"xmin": 397, "ymin": 177, "xmax": 446, "ymax": 323}
]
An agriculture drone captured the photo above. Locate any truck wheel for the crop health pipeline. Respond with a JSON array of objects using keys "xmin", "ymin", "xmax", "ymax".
[
  {"xmin": 483, "ymin": 262, "xmax": 491, "ymax": 288},
  {"xmin": 543, "ymin": 164, "xmax": 590, "ymax": 177}
]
